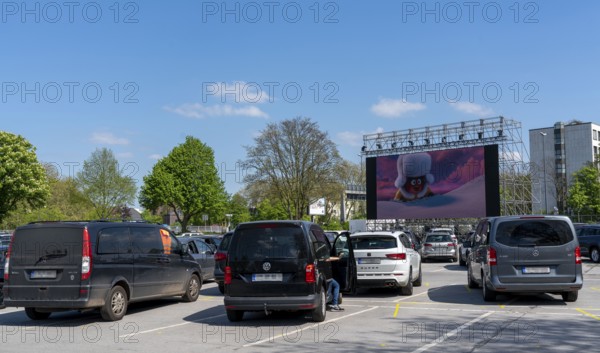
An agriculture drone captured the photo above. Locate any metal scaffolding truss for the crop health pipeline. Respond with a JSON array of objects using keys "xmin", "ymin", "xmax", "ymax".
[{"xmin": 361, "ymin": 116, "xmax": 532, "ymax": 225}]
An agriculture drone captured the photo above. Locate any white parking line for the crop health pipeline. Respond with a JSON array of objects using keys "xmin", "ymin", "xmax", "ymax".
[
  {"xmin": 120, "ymin": 313, "xmax": 226, "ymax": 338},
  {"xmin": 410, "ymin": 312, "xmax": 494, "ymax": 353},
  {"xmin": 242, "ymin": 306, "xmax": 379, "ymax": 347}
]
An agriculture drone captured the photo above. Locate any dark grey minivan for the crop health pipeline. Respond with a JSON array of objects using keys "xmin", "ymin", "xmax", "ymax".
[
  {"xmin": 3, "ymin": 221, "xmax": 202, "ymax": 321},
  {"xmin": 467, "ymin": 215, "xmax": 583, "ymax": 302},
  {"xmin": 224, "ymin": 221, "xmax": 356, "ymax": 322}
]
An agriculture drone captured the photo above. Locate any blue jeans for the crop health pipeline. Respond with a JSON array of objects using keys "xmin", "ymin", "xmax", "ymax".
[{"xmin": 327, "ymin": 279, "xmax": 340, "ymax": 306}]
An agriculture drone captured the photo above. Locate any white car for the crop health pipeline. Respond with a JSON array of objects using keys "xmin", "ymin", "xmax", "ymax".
[{"xmin": 351, "ymin": 231, "xmax": 422, "ymax": 295}]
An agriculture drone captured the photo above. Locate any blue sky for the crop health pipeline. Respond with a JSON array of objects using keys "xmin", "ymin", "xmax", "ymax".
[{"xmin": 2, "ymin": 1, "xmax": 600, "ymax": 206}]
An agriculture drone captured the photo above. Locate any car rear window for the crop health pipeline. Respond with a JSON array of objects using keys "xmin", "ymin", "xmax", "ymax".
[
  {"xmin": 425, "ymin": 234, "xmax": 452, "ymax": 243},
  {"xmin": 233, "ymin": 226, "xmax": 307, "ymax": 259},
  {"xmin": 11, "ymin": 227, "xmax": 83, "ymax": 266},
  {"xmin": 353, "ymin": 236, "xmax": 397, "ymax": 249},
  {"xmin": 495, "ymin": 220, "xmax": 574, "ymax": 247}
]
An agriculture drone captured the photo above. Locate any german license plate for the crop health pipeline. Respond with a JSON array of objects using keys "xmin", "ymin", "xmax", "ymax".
[
  {"xmin": 252, "ymin": 273, "xmax": 282, "ymax": 281},
  {"xmin": 522, "ymin": 267, "xmax": 550, "ymax": 274},
  {"xmin": 358, "ymin": 258, "xmax": 381, "ymax": 264},
  {"xmin": 30, "ymin": 270, "xmax": 57, "ymax": 279}
]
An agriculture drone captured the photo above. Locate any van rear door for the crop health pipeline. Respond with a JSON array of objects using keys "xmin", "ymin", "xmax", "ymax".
[
  {"xmin": 494, "ymin": 219, "xmax": 578, "ymax": 284},
  {"xmin": 8, "ymin": 224, "xmax": 83, "ymax": 300}
]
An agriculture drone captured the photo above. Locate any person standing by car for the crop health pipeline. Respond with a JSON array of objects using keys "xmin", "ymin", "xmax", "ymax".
[{"xmin": 326, "ymin": 255, "xmax": 344, "ymax": 311}]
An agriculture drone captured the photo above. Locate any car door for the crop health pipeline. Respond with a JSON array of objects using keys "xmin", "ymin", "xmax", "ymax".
[
  {"xmin": 331, "ymin": 232, "xmax": 357, "ymax": 293},
  {"xmin": 400, "ymin": 233, "xmax": 420, "ymax": 275},
  {"xmin": 194, "ymin": 240, "xmax": 216, "ymax": 280},
  {"xmin": 131, "ymin": 226, "xmax": 167, "ymax": 299},
  {"xmin": 163, "ymin": 232, "xmax": 190, "ymax": 294},
  {"xmin": 470, "ymin": 220, "xmax": 488, "ymax": 282}
]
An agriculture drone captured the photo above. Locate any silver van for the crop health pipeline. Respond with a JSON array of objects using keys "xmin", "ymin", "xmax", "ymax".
[{"xmin": 467, "ymin": 215, "xmax": 583, "ymax": 302}]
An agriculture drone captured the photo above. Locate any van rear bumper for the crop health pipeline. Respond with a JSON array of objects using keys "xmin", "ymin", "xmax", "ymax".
[
  {"xmin": 224, "ymin": 294, "xmax": 319, "ymax": 311},
  {"xmin": 490, "ymin": 277, "xmax": 584, "ymax": 292},
  {"xmin": 2, "ymin": 284, "xmax": 106, "ymax": 309}
]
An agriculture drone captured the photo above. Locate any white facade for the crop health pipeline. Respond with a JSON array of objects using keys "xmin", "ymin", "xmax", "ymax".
[{"xmin": 529, "ymin": 122, "xmax": 600, "ymax": 214}]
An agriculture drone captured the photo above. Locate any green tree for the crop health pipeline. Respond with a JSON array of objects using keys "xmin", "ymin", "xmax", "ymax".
[
  {"xmin": 252, "ymin": 198, "xmax": 288, "ymax": 221},
  {"xmin": 567, "ymin": 163, "xmax": 600, "ymax": 216},
  {"xmin": 228, "ymin": 192, "xmax": 252, "ymax": 227},
  {"xmin": 243, "ymin": 117, "xmax": 342, "ymax": 220},
  {"xmin": 76, "ymin": 148, "xmax": 137, "ymax": 219},
  {"xmin": 0, "ymin": 131, "xmax": 50, "ymax": 223},
  {"xmin": 139, "ymin": 136, "xmax": 228, "ymax": 232}
]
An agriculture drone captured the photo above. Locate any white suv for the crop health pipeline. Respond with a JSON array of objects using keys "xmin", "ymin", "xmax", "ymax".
[{"xmin": 351, "ymin": 231, "xmax": 422, "ymax": 295}]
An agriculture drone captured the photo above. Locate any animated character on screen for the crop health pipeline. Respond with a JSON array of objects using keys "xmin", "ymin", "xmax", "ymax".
[{"xmin": 394, "ymin": 152, "xmax": 435, "ymax": 201}]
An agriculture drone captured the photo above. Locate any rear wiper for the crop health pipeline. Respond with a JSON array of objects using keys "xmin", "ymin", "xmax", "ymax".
[{"xmin": 35, "ymin": 251, "xmax": 68, "ymax": 265}]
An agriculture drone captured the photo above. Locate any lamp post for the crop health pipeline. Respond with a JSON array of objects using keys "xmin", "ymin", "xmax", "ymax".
[{"xmin": 540, "ymin": 132, "xmax": 548, "ymax": 214}]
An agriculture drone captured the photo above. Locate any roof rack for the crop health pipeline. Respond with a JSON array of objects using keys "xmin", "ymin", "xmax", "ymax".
[{"xmin": 27, "ymin": 219, "xmax": 156, "ymax": 225}]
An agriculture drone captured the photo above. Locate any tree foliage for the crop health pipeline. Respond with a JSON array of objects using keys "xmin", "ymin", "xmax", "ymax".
[
  {"xmin": 76, "ymin": 148, "xmax": 137, "ymax": 219},
  {"xmin": 228, "ymin": 192, "xmax": 252, "ymax": 227},
  {"xmin": 139, "ymin": 136, "xmax": 228, "ymax": 232},
  {"xmin": 567, "ymin": 163, "xmax": 600, "ymax": 215},
  {"xmin": 243, "ymin": 117, "xmax": 342, "ymax": 220},
  {"xmin": 0, "ymin": 131, "xmax": 50, "ymax": 223}
]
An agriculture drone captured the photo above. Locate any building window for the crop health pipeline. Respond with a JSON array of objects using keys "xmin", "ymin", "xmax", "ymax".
[{"xmin": 595, "ymin": 130, "xmax": 598, "ymax": 140}]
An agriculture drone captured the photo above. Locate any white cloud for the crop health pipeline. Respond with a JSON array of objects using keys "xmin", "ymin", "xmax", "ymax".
[
  {"xmin": 148, "ymin": 154, "xmax": 162, "ymax": 160},
  {"xmin": 90, "ymin": 132, "xmax": 129, "ymax": 145},
  {"xmin": 371, "ymin": 98, "xmax": 426, "ymax": 118},
  {"xmin": 116, "ymin": 152, "xmax": 134, "ymax": 159},
  {"xmin": 164, "ymin": 103, "xmax": 269, "ymax": 119},
  {"xmin": 450, "ymin": 101, "xmax": 494, "ymax": 117},
  {"xmin": 337, "ymin": 127, "xmax": 385, "ymax": 147}
]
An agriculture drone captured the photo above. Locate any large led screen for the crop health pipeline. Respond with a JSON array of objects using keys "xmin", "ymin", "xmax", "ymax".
[{"xmin": 366, "ymin": 145, "xmax": 500, "ymax": 219}]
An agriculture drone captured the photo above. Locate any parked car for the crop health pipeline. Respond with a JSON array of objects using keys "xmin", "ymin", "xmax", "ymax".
[
  {"xmin": 422, "ymin": 233, "xmax": 458, "ymax": 262},
  {"xmin": 459, "ymin": 231, "xmax": 476, "ymax": 266},
  {"xmin": 180, "ymin": 232, "xmax": 204, "ymax": 237},
  {"xmin": 467, "ymin": 215, "xmax": 583, "ymax": 302},
  {"xmin": 214, "ymin": 231, "xmax": 233, "ymax": 294},
  {"xmin": 428, "ymin": 228, "xmax": 458, "ymax": 243},
  {"xmin": 179, "ymin": 237, "xmax": 216, "ymax": 281},
  {"xmin": 351, "ymin": 231, "xmax": 422, "ymax": 295},
  {"xmin": 575, "ymin": 224, "xmax": 600, "ymax": 263},
  {"xmin": 196, "ymin": 235, "xmax": 223, "ymax": 250},
  {"xmin": 3, "ymin": 221, "xmax": 202, "ymax": 321},
  {"xmin": 0, "ymin": 233, "xmax": 10, "ymax": 307},
  {"xmin": 404, "ymin": 230, "xmax": 423, "ymax": 255},
  {"xmin": 223, "ymin": 221, "xmax": 356, "ymax": 322}
]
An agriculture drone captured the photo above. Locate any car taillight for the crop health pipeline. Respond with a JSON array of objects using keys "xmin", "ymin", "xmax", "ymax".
[
  {"xmin": 575, "ymin": 246, "xmax": 582, "ymax": 264},
  {"xmin": 81, "ymin": 227, "xmax": 92, "ymax": 280},
  {"xmin": 448, "ymin": 243, "xmax": 456, "ymax": 247},
  {"xmin": 224, "ymin": 266, "xmax": 232, "ymax": 284},
  {"xmin": 3, "ymin": 233, "xmax": 13, "ymax": 281},
  {"xmin": 214, "ymin": 252, "xmax": 227, "ymax": 262},
  {"xmin": 386, "ymin": 253, "xmax": 407, "ymax": 260},
  {"xmin": 424, "ymin": 243, "xmax": 432, "ymax": 247},
  {"xmin": 305, "ymin": 263, "xmax": 316, "ymax": 283},
  {"xmin": 487, "ymin": 247, "xmax": 497, "ymax": 266}
]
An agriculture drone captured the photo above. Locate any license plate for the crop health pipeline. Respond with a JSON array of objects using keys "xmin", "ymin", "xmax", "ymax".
[
  {"xmin": 358, "ymin": 258, "xmax": 381, "ymax": 264},
  {"xmin": 252, "ymin": 273, "xmax": 282, "ymax": 281},
  {"xmin": 30, "ymin": 270, "xmax": 57, "ymax": 279},
  {"xmin": 522, "ymin": 267, "xmax": 550, "ymax": 274}
]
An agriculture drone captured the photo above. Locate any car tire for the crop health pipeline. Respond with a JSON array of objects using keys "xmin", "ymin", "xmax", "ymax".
[
  {"xmin": 482, "ymin": 279, "xmax": 496, "ymax": 302},
  {"xmin": 101, "ymin": 285, "xmax": 128, "ymax": 321},
  {"xmin": 400, "ymin": 270, "xmax": 414, "ymax": 296},
  {"xmin": 182, "ymin": 274, "xmax": 201, "ymax": 302},
  {"xmin": 413, "ymin": 264, "xmax": 423, "ymax": 287},
  {"xmin": 218, "ymin": 282, "xmax": 225, "ymax": 294},
  {"xmin": 226, "ymin": 309, "xmax": 244, "ymax": 322},
  {"xmin": 25, "ymin": 307, "xmax": 51, "ymax": 320},
  {"xmin": 467, "ymin": 265, "xmax": 478, "ymax": 289},
  {"xmin": 591, "ymin": 248, "xmax": 600, "ymax": 263},
  {"xmin": 562, "ymin": 291, "xmax": 578, "ymax": 302},
  {"xmin": 459, "ymin": 256, "xmax": 466, "ymax": 266},
  {"xmin": 311, "ymin": 288, "xmax": 326, "ymax": 322}
]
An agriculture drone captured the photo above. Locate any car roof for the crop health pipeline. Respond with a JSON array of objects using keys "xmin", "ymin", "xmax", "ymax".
[{"xmin": 351, "ymin": 231, "xmax": 406, "ymax": 238}]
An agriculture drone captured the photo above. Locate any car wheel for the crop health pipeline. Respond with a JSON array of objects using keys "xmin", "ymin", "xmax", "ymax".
[
  {"xmin": 311, "ymin": 288, "xmax": 326, "ymax": 322},
  {"xmin": 591, "ymin": 248, "xmax": 600, "ymax": 263},
  {"xmin": 25, "ymin": 307, "xmax": 51, "ymax": 320},
  {"xmin": 413, "ymin": 263, "xmax": 423, "ymax": 287},
  {"xmin": 467, "ymin": 265, "xmax": 478, "ymax": 289},
  {"xmin": 400, "ymin": 270, "xmax": 414, "ymax": 296},
  {"xmin": 101, "ymin": 285, "xmax": 128, "ymax": 321},
  {"xmin": 182, "ymin": 274, "xmax": 201, "ymax": 302},
  {"xmin": 562, "ymin": 291, "xmax": 578, "ymax": 302},
  {"xmin": 218, "ymin": 282, "xmax": 225, "ymax": 294},
  {"xmin": 226, "ymin": 309, "xmax": 244, "ymax": 322},
  {"xmin": 459, "ymin": 256, "xmax": 466, "ymax": 266},
  {"xmin": 482, "ymin": 278, "xmax": 496, "ymax": 302}
]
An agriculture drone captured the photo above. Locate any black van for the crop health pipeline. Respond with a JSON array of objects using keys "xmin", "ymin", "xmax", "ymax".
[
  {"xmin": 223, "ymin": 221, "xmax": 356, "ymax": 322},
  {"xmin": 2, "ymin": 221, "xmax": 202, "ymax": 321}
]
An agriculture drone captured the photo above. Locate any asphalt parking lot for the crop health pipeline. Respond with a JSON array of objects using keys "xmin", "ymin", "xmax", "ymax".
[{"xmin": 1, "ymin": 260, "xmax": 599, "ymax": 352}]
